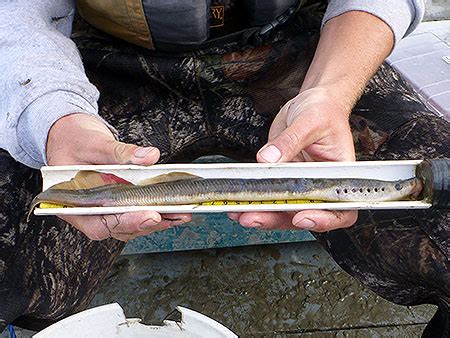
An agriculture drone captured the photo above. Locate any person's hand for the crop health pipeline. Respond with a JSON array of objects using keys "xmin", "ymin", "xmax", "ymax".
[
  {"xmin": 46, "ymin": 113, "xmax": 191, "ymax": 241},
  {"xmin": 228, "ymin": 10, "xmax": 395, "ymax": 232},
  {"xmin": 229, "ymin": 87, "xmax": 358, "ymax": 232}
]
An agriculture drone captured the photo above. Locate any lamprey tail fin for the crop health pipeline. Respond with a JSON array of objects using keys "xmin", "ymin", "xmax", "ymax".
[
  {"xmin": 138, "ymin": 172, "xmax": 203, "ymax": 185},
  {"xmin": 27, "ymin": 195, "xmax": 42, "ymax": 222},
  {"xmin": 27, "ymin": 171, "xmax": 132, "ymax": 222}
]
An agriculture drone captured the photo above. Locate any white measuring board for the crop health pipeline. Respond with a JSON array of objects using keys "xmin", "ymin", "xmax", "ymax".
[{"xmin": 33, "ymin": 160, "xmax": 432, "ymax": 216}]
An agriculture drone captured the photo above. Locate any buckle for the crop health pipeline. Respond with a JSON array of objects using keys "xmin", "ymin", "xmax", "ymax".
[{"xmin": 253, "ymin": 6, "xmax": 297, "ymax": 45}]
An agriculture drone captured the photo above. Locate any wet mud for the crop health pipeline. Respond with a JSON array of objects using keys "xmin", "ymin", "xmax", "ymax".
[{"xmin": 91, "ymin": 241, "xmax": 435, "ymax": 336}]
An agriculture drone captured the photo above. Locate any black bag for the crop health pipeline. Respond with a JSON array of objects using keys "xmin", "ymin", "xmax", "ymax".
[{"xmin": 78, "ymin": 0, "xmax": 303, "ymax": 50}]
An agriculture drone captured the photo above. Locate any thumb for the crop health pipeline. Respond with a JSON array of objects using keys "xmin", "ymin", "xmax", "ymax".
[
  {"xmin": 98, "ymin": 140, "xmax": 161, "ymax": 165},
  {"xmin": 47, "ymin": 113, "xmax": 161, "ymax": 165},
  {"xmin": 257, "ymin": 123, "xmax": 313, "ymax": 163}
]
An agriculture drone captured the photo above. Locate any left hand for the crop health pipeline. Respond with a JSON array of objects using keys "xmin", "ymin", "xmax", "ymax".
[
  {"xmin": 46, "ymin": 113, "xmax": 191, "ymax": 242},
  {"xmin": 229, "ymin": 87, "xmax": 358, "ymax": 232}
]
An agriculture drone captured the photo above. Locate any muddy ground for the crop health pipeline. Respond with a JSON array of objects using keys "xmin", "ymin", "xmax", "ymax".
[{"xmin": 91, "ymin": 241, "xmax": 435, "ymax": 336}]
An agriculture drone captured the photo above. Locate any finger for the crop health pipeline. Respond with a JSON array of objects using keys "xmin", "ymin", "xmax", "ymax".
[
  {"xmin": 160, "ymin": 213, "xmax": 192, "ymax": 226},
  {"xmin": 60, "ymin": 211, "xmax": 164, "ymax": 241},
  {"xmin": 237, "ymin": 211, "xmax": 297, "ymax": 230},
  {"xmin": 292, "ymin": 210, "xmax": 358, "ymax": 232},
  {"xmin": 118, "ymin": 214, "xmax": 192, "ymax": 242},
  {"xmin": 98, "ymin": 140, "xmax": 161, "ymax": 166},
  {"xmin": 267, "ymin": 99, "xmax": 291, "ymax": 141},
  {"xmin": 257, "ymin": 98, "xmax": 310, "ymax": 163},
  {"xmin": 111, "ymin": 222, "xmax": 175, "ymax": 242},
  {"xmin": 107, "ymin": 217, "xmax": 190, "ymax": 242},
  {"xmin": 258, "ymin": 122, "xmax": 318, "ymax": 163},
  {"xmin": 47, "ymin": 114, "xmax": 162, "ymax": 166},
  {"xmin": 303, "ymin": 128, "xmax": 356, "ymax": 162},
  {"xmin": 227, "ymin": 212, "xmax": 242, "ymax": 221},
  {"xmin": 256, "ymin": 99, "xmax": 292, "ymax": 163}
]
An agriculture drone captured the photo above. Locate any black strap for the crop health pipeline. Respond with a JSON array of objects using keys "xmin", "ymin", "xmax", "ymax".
[{"xmin": 155, "ymin": 4, "xmax": 300, "ymax": 52}]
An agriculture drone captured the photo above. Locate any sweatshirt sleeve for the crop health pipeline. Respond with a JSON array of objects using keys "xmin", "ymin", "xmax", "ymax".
[
  {"xmin": 323, "ymin": 0, "xmax": 425, "ymax": 45},
  {"xmin": 0, "ymin": 0, "xmax": 112, "ymax": 168}
]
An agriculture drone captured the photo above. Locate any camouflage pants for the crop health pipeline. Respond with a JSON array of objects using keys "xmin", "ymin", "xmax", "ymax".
[{"xmin": 0, "ymin": 13, "xmax": 448, "ymax": 336}]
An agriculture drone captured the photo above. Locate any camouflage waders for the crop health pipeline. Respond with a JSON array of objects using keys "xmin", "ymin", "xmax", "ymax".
[{"xmin": 0, "ymin": 8, "xmax": 448, "ymax": 337}]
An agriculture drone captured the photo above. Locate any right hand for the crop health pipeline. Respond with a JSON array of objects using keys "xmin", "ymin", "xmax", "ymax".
[
  {"xmin": 229, "ymin": 87, "xmax": 358, "ymax": 232},
  {"xmin": 46, "ymin": 113, "xmax": 192, "ymax": 242}
]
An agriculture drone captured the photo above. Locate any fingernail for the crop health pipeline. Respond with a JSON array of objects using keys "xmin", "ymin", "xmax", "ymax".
[
  {"xmin": 139, "ymin": 217, "xmax": 159, "ymax": 230},
  {"xmin": 134, "ymin": 147, "xmax": 155, "ymax": 158},
  {"xmin": 259, "ymin": 145, "xmax": 282, "ymax": 163},
  {"xmin": 294, "ymin": 218, "xmax": 316, "ymax": 229},
  {"xmin": 246, "ymin": 221, "xmax": 263, "ymax": 228}
]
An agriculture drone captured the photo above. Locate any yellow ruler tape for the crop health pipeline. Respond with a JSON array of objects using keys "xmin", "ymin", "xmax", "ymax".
[
  {"xmin": 39, "ymin": 203, "xmax": 69, "ymax": 209},
  {"xmin": 198, "ymin": 200, "xmax": 323, "ymax": 206},
  {"xmin": 39, "ymin": 200, "xmax": 323, "ymax": 209}
]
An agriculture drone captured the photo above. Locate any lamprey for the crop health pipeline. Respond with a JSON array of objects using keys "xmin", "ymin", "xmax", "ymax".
[{"xmin": 29, "ymin": 171, "xmax": 423, "ymax": 212}]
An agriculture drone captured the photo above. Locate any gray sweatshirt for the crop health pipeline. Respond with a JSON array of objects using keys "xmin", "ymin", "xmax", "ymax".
[{"xmin": 0, "ymin": 0, "xmax": 425, "ymax": 168}]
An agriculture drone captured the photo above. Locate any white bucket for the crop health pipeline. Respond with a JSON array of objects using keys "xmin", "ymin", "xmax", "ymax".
[{"xmin": 33, "ymin": 303, "xmax": 238, "ymax": 338}]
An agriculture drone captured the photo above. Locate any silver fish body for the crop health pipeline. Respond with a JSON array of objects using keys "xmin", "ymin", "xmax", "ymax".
[{"xmin": 31, "ymin": 177, "xmax": 423, "ymax": 208}]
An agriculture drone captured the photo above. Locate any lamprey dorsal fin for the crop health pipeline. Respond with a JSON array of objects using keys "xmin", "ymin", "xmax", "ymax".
[
  {"xmin": 138, "ymin": 172, "xmax": 203, "ymax": 185},
  {"xmin": 50, "ymin": 170, "xmax": 132, "ymax": 190}
]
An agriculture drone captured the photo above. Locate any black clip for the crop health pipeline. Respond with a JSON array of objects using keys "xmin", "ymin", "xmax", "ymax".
[{"xmin": 253, "ymin": 6, "xmax": 297, "ymax": 46}]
